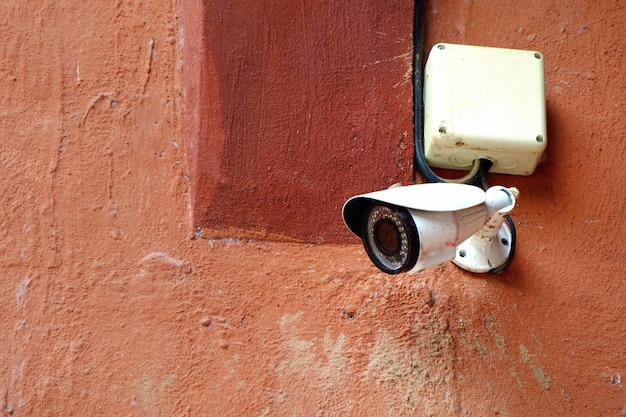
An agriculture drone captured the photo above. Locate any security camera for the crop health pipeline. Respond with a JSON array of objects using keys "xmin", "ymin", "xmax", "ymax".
[{"xmin": 342, "ymin": 183, "xmax": 517, "ymax": 274}]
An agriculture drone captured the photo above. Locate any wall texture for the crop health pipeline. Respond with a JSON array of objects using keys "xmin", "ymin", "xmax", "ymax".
[{"xmin": 1, "ymin": 0, "xmax": 626, "ymax": 416}]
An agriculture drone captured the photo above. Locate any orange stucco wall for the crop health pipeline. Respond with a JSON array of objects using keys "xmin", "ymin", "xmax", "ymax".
[{"xmin": 2, "ymin": 0, "xmax": 626, "ymax": 415}]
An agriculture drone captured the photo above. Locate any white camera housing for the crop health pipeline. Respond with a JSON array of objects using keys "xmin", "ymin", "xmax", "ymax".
[{"xmin": 342, "ymin": 183, "xmax": 517, "ymax": 274}]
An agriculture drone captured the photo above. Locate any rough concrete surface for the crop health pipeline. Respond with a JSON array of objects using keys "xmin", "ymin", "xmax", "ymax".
[{"xmin": 1, "ymin": 0, "xmax": 626, "ymax": 416}]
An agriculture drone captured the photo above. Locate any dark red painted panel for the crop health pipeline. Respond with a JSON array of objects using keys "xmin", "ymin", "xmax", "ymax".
[{"xmin": 183, "ymin": 0, "xmax": 414, "ymax": 242}]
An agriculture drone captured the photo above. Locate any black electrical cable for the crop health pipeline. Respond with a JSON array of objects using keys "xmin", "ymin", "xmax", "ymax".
[
  {"xmin": 478, "ymin": 158, "xmax": 493, "ymax": 190},
  {"xmin": 412, "ymin": 0, "xmax": 484, "ymax": 185}
]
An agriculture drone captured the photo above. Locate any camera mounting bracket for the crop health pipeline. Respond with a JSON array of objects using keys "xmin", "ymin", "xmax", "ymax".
[{"xmin": 453, "ymin": 209, "xmax": 513, "ymax": 273}]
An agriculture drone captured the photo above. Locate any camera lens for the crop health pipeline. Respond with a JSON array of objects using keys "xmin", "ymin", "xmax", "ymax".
[
  {"xmin": 362, "ymin": 204, "xmax": 419, "ymax": 274},
  {"xmin": 373, "ymin": 219, "xmax": 401, "ymax": 256}
]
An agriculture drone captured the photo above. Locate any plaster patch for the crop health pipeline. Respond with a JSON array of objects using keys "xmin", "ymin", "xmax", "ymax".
[
  {"xmin": 15, "ymin": 277, "xmax": 31, "ymax": 312},
  {"xmin": 131, "ymin": 374, "xmax": 176, "ymax": 414},
  {"xmin": 484, "ymin": 314, "xmax": 507, "ymax": 355},
  {"xmin": 276, "ymin": 312, "xmax": 348, "ymax": 398},
  {"xmin": 365, "ymin": 329, "xmax": 433, "ymax": 412},
  {"xmin": 519, "ymin": 345, "xmax": 551, "ymax": 391}
]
